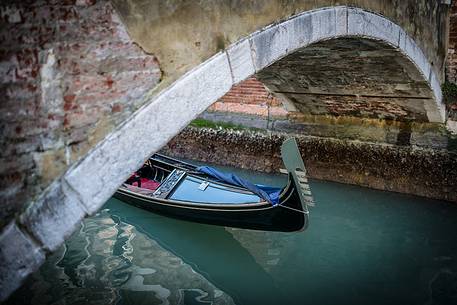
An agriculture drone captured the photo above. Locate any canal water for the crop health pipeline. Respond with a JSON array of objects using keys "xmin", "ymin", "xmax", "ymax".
[{"xmin": 6, "ymin": 164, "xmax": 457, "ymax": 305}]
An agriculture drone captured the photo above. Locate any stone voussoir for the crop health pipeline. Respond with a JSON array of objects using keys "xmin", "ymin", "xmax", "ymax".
[
  {"xmin": 227, "ymin": 38, "xmax": 255, "ymax": 84},
  {"xmin": 347, "ymin": 7, "xmax": 401, "ymax": 47},
  {"xmin": 309, "ymin": 7, "xmax": 340, "ymax": 42},
  {"xmin": 18, "ymin": 179, "xmax": 87, "ymax": 252},
  {"xmin": 64, "ymin": 52, "xmax": 234, "ymax": 213},
  {"xmin": 428, "ymin": 72, "xmax": 446, "ymax": 122},
  {"xmin": 399, "ymin": 29, "xmax": 432, "ymax": 80},
  {"xmin": 249, "ymin": 20, "xmax": 295, "ymax": 72},
  {"xmin": 0, "ymin": 222, "xmax": 45, "ymax": 302},
  {"xmin": 347, "ymin": 8, "xmax": 443, "ymax": 123}
]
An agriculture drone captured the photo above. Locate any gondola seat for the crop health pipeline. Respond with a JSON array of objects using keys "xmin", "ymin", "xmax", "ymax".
[{"xmin": 129, "ymin": 176, "xmax": 161, "ymax": 191}]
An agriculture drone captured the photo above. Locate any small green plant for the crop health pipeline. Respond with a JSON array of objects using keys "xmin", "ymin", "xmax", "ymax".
[
  {"xmin": 190, "ymin": 118, "xmax": 246, "ymax": 130},
  {"xmin": 442, "ymin": 81, "xmax": 457, "ymax": 105}
]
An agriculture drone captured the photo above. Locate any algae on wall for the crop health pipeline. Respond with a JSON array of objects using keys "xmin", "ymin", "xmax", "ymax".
[{"xmin": 162, "ymin": 126, "xmax": 457, "ymax": 203}]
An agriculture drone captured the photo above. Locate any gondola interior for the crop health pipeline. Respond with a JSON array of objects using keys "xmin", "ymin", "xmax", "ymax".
[{"xmin": 123, "ymin": 156, "xmax": 266, "ymax": 205}]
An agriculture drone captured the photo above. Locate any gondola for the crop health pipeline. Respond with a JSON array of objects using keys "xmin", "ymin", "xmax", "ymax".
[{"xmin": 114, "ymin": 138, "xmax": 314, "ymax": 232}]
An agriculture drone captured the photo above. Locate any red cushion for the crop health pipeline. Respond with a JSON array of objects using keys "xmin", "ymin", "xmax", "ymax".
[{"xmin": 132, "ymin": 177, "xmax": 160, "ymax": 191}]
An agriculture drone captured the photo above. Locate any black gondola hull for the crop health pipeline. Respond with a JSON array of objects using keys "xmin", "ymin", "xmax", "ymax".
[
  {"xmin": 114, "ymin": 181, "xmax": 308, "ymax": 232},
  {"xmin": 114, "ymin": 138, "xmax": 312, "ymax": 232}
]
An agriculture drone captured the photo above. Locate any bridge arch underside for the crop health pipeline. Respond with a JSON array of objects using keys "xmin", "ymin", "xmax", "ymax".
[
  {"xmin": 1, "ymin": 6, "xmax": 447, "ymax": 301},
  {"xmin": 257, "ymin": 37, "xmax": 437, "ymax": 123}
]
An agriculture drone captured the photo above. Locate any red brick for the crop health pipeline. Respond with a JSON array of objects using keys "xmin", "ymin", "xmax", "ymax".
[
  {"xmin": 0, "ymin": 0, "xmax": 161, "ymax": 227},
  {"xmin": 111, "ymin": 103, "xmax": 122, "ymax": 113},
  {"xmin": 447, "ymin": 1, "xmax": 457, "ymax": 83},
  {"xmin": 63, "ymin": 94, "xmax": 75, "ymax": 103}
]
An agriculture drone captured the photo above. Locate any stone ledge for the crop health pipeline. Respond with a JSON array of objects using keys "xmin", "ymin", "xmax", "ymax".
[{"xmin": 198, "ymin": 111, "xmax": 450, "ymax": 149}]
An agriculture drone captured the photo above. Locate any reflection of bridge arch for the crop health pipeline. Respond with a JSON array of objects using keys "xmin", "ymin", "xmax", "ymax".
[{"xmin": 4, "ymin": 6, "xmax": 446, "ymax": 301}]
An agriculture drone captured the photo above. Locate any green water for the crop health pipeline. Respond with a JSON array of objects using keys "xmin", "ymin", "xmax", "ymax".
[{"xmin": 7, "ymin": 167, "xmax": 457, "ymax": 305}]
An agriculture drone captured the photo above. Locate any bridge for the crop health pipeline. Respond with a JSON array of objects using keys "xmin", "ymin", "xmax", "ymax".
[{"xmin": 0, "ymin": 0, "xmax": 454, "ymax": 300}]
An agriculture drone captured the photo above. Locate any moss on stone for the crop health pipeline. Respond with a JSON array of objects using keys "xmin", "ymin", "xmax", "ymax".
[
  {"xmin": 447, "ymin": 132, "xmax": 457, "ymax": 153},
  {"xmin": 163, "ymin": 126, "xmax": 457, "ymax": 202},
  {"xmin": 190, "ymin": 118, "xmax": 262, "ymax": 131},
  {"xmin": 442, "ymin": 81, "xmax": 457, "ymax": 105}
]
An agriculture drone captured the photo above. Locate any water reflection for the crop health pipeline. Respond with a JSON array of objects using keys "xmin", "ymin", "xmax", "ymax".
[
  {"xmin": 7, "ymin": 173, "xmax": 457, "ymax": 305},
  {"xmin": 107, "ymin": 197, "xmax": 288, "ymax": 305},
  {"xmin": 8, "ymin": 205, "xmax": 235, "ymax": 305}
]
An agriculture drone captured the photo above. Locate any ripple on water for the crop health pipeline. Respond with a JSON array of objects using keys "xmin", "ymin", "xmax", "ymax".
[
  {"xmin": 5, "ymin": 174, "xmax": 457, "ymax": 305},
  {"xmin": 6, "ymin": 208, "xmax": 235, "ymax": 305}
]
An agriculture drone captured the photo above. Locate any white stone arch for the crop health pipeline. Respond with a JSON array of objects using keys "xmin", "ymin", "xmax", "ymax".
[
  {"xmin": 1, "ymin": 6, "xmax": 445, "ymax": 300},
  {"xmin": 64, "ymin": 6, "xmax": 443, "ymax": 218}
]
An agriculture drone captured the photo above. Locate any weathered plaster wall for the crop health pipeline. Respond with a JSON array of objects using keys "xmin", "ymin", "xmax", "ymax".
[
  {"xmin": 0, "ymin": 0, "xmax": 160, "ymax": 235},
  {"xmin": 113, "ymin": 0, "xmax": 449, "ymax": 83}
]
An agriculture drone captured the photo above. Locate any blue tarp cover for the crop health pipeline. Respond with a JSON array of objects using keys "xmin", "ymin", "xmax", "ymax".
[{"xmin": 197, "ymin": 166, "xmax": 281, "ymax": 205}]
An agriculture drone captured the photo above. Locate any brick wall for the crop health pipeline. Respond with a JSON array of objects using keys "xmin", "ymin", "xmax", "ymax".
[
  {"xmin": 0, "ymin": 0, "xmax": 160, "ymax": 228},
  {"xmin": 208, "ymin": 77, "xmax": 288, "ymax": 118},
  {"xmin": 447, "ymin": 1, "xmax": 457, "ymax": 83}
]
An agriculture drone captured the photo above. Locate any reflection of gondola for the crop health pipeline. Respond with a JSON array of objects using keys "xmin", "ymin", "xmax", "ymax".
[
  {"xmin": 114, "ymin": 138, "xmax": 314, "ymax": 232},
  {"xmin": 106, "ymin": 198, "xmax": 289, "ymax": 305}
]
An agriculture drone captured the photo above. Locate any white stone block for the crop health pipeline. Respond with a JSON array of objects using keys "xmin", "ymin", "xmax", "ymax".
[
  {"xmin": 227, "ymin": 39, "xmax": 255, "ymax": 84},
  {"xmin": 402, "ymin": 34, "xmax": 431, "ymax": 82},
  {"xmin": 310, "ymin": 8, "xmax": 338, "ymax": 43},
  {"xmin": 426, "ymin": 71, "xmax": 445, "ymax": 123},
  {"xmin": 285, "ymin": 12, "xmax": 313, "ymax": 52},
  {"xmin": 335, "ymin": 6, "xmax": 348, "ymax": 36},
  {"xmin": 398, "ymin": 25, "xmax": 444, "ymax": 123},
  {"xmin": 19, "ymin": 180, "xmax": 87, "ymax": 252},
  {"xmin": 398, "ymin": 28, "xmax": 407, "ymax": 50},
  {"xmin": 250, "ymin": 23, "xmax": 292, "ymax": 71},
  {"xmin": 446, "ymin": 119, "xmax": 457, "ymax": 135},
  {"xmin": 250, "ymin": 11, "xmax": 316, "ymax": 71},
  {"xmin": 348, "ymin": 8, "xmax": 400, "ymax": 47}
]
